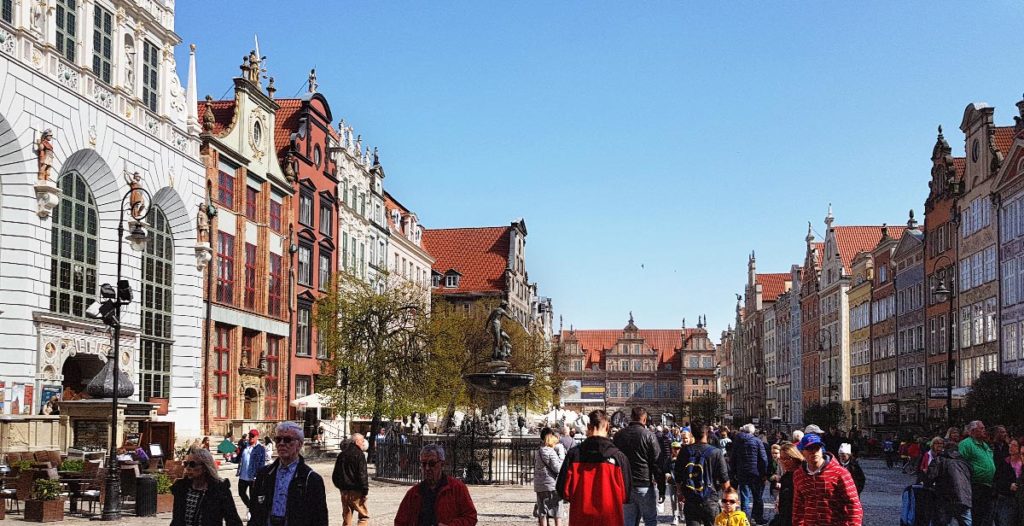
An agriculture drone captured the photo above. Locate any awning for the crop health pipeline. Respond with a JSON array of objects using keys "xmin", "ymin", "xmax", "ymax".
[{"xmin": 289, "ymin": 393, "xmax": 330, "ymax": 409}]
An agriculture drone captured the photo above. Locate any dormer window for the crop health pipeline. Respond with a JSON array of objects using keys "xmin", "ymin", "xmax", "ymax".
[
  {"xmin": 444, "ymin": 270, "xmax": 461, "ymax": 288},
  {"xmin": 431, "ymin": 272, "xmax": 441, "ymax": 288}
]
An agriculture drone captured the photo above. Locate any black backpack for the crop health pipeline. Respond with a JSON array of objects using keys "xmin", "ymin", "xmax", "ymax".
[{"xmin": 680, "ymin": 444, "xmax": 716, "ymax": 500}]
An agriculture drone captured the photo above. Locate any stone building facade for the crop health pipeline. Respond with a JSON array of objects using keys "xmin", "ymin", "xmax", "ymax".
[
  {"xmin": 558, "ymin": 316, "xmax": 714, "ymax": 421},
  {"xmin": 893, "ymin": 216, "xmax": 926, "ymax": 428},
  {"xmin": 384, "ymin": 190, "xmax": 433, "ymax": 306},
  {"xmin": 954, "ymin": 105, "xmax": 1008, "ymax": 393},
  {"xmin": 993, "ymin": 103, "xmax": 1024, "ymax": 378},
  {"xmin": 923, "ymin": 127, "xmax": 963, "ymax": 421},
  {"xmin": 197, "ymin": 57, "xmax": 293, "ymax": 433},
  {"xmin": 848, "ymin": 251, "xmax": 872, "ymax": 431},
  {"xmin": 0, "ymin": 0, "xmax": 205, "ymax": 438},
  {"xmin": 274, "ymin": 88, "xmax": 340, "ymax": 418},
  {"xmin": 335, "ymin": 123, "xmax": 388, "ymax": 291},
  {"xmin": 868, "ymin": 226, "xmax": 901, "ymax": 432}
]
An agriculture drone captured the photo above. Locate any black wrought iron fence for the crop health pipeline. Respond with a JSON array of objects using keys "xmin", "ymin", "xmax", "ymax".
[{"xmin": 374, "ymin": 431, "xmax": 541, "ymax": 485}]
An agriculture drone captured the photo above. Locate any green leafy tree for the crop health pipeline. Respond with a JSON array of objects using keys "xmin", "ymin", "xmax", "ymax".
[
  {"xmin": 803, "ymin": 401, "xmax": 846, "ymax": 430},
  {"xmin": 689, "ymin": 392, "xmax": 726, "ymax": 424},
  {"xmin": 964, "ymin": 372, "xmax": 1024, "ymax": 429},
  {"xmin": 314, "ymin": 272, "xmax": 430, "ymax": 443}
]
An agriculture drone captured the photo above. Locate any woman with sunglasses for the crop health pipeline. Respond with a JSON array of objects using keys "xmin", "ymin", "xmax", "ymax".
[{"xmin": 170, "ymin": 447, "xmax": 243, "ymax": 526}]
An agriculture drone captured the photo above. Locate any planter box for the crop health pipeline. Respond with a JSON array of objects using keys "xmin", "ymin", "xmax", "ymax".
[
  {"xmin": 156, "ymin": 493, "xmax": 173, "ymax": 513},
  {"xmin": 25, "ymin": 499, "xmax": 64, "ymax": 522}
]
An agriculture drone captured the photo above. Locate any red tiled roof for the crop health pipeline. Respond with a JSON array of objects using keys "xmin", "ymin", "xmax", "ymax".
[
  {"xmin": 562, "ymin": 328, "xmax": 706, "ymax": 369},
  {"xmin": 423, "ymin": 226, "xmax": 510, "ymax": 295},
  {"xmin": 833, "ymin": 225, "xmax": 907, "ymax": 272},
  {"xmin": 273, "ymin": 99, "xmax": 304, "ymax": 162},
  {"xmin": 995, "ymin": 126, "xmax": 1014, "ymax": 155},
  {"xmin": 756, "ymin": 273, "xmax": 791, "ymax": 302},
  {"xmin": 953, "ymin": 157, "xmax": 966, "ymax": 178},
  {"xmin": 383, "ymin": 191, "xmax": 410, "ymax": 232},
  {"xmin": 199, "ymin": 100, "xmax": 236, "ymax": 136},
  {"xmin": 814, "ymin": 242, "xmax": 825, "ymax": 267}
]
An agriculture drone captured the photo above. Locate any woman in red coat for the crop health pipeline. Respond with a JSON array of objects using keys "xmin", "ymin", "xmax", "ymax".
[{"xmin": 394, "ymin": 443, "xmax": 477, "ymax": 526}]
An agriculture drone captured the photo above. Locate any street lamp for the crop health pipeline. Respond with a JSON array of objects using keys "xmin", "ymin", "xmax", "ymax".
[
  {"xmin": 85, "ymin": 177, "xmax": 151, "ymax": 521},
  {"xmin": 932, "ymin": 254, "xmax": 956, "ymax": 429}
]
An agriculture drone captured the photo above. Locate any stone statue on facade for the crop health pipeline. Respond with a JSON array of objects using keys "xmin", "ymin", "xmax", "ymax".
[
  {"xmin": 30, "ymin": 0, "xmax": 45, "ymax": 34},
  {"xmin": 487, "ymin": 301, "xmax": 513, "ymax": 361},
  {"xmin": 124, "ymin": 171, "xmax": 144, "ymax": 218},
  {"xmin": 202, "ymin": 96, "xmax": 216, "ymax": 134},
  {"xmin": 124, "ymin": 40, "xmax": 136, "ymax": 94},
  {"xmin": 247, "ymin": 50, "xmax": 265, "ymax": 85},
  {"xmin": 35, "ymin": 130, "xmax": 54, "ymax": 181},
  {"xmin": 196, "ymin": 203, "xmax": 210, "ymax": 244},
  {"xmin": 308, "ymin": 68, "xmax": 318, "ymax": 93}
]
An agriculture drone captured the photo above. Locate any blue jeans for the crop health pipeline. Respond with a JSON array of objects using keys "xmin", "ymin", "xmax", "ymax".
[
  {"xmin": 738, "ymin": 480, "xmax": 765, "ymax": 523},
  {"xmin": 624, "ymin": 485, "xmax": 658, "ymax": 526}
]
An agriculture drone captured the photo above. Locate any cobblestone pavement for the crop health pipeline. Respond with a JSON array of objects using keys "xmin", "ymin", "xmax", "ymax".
[{"xmin": 0, "ymin": 456, "xmax": 913, "ymax": 525}]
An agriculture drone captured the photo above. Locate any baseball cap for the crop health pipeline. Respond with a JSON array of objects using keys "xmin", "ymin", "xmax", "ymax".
[
  {"xmin": 797, "ymin": 433, "xmax": 825, "ymax": 451},
  {"xmin": 249, "ymin": 429, "xmax": 260, "ymax": 437},
  {"xmin": 803, "ymin": 424, "xmax": 824, "ymax": 434}
]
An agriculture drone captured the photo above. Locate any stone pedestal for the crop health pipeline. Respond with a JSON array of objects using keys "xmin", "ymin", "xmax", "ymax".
[
  {"xmin": 33, "ymin": 180, "xmax": 61, "ymax": 219},
  {"xmin": 59, "ymin": 399, "xmax": 156, "ymax": 450}
]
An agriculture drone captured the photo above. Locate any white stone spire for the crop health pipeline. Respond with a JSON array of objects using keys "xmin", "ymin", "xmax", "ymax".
[{"xmin": 186, "ymin": 43, "xmax": 199, "ymax": 134}]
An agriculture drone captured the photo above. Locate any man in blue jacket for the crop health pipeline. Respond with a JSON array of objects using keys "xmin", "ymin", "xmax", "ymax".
[
  {"xmin": 237, "ymin": 428, "xmax": 267, "ymax": 518},
  {"xmin": 729, "ymin": 423, "xmax": 768, "ymax": 525}
]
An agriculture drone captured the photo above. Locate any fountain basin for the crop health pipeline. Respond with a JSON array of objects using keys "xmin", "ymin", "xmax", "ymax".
[{"xmin": 463, "ymin": 372, "xmax": 535, "ymax": 393}]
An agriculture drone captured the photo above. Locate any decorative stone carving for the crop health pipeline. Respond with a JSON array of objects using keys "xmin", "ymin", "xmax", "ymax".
[
  {"xmin": 145, "ymin": 113, "xmax": 158, "ymax": 133},
  {"xmin": 93, "ymin": 84, "xmax": 114, "ymax": 110},
  {"xmin": 35, "ymin": 179, "xmax": 61, "ymax": 219},
  {"xmin": 56, "ymin": 61, "xmax": 80, "ymax": 90},
  {"xmin": 0, "ymin": 27, "xmax": 15, "ymax": 55},
  {"xmin": 172, "ymin": 130, "xmax": 188, "ymax": 152},
  {"xmin": 248, "ymin": 109, "xmax": 266, "ymax": 160},
  {"xmin": 30, "ymin": 0, "xmax": 45, "ymax": 35},
  {"xmin": 308, "ymin": 68, "xmax": 317, "ymax": 93},
  {"xmin": 124, "ymin": 38, "xmax": 135, "ymax": 94}
]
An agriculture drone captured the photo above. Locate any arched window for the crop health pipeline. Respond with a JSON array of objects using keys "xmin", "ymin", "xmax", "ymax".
[
  {"xmin": 50, "ymin": 172, "xmax": 98, "ymax": 318},
  {"xmin": 140, "ymin": 207, "xmax": 174, "ymax": 400}
]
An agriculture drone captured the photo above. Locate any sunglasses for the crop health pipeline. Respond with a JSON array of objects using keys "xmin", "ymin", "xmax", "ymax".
[
  {"xmin": 273, "ymin": 436, "xmax": 296, "ymax": 444},
  {"xmin": 183, "ymin": 461, "xmax": 200, "ymax": 468},
  {"xmin": 721, "ymin": 499, "xmax": 737, "ymax": 504},
  {"xmin": 420, "ymin": 460, "xmax": 440, "ymax": 468}
]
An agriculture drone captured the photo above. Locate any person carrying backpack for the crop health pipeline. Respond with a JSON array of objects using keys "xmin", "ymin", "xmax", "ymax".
[{"xmin": 674, "ymin": 422, "xmax": 730, "ymax": 526}]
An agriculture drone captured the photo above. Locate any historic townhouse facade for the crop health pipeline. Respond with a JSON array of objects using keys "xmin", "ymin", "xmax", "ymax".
[
  {"xmin": 816, "ymin": 211, "xmax": 903, "ymax": 423},
  {"xmin": 924, "ymin": 128, "xmax": 963, "ymax": 421},
  {"xmin": 198, "ymin": 57, "xmax": 294, "ymax": 433},
  {"xmin": 384, "ymin": 191, "xmax": 433, "ymax": 306},
  {"xmin": 0, "ymin": 0, "xmax": 206, "ymax": 436},
  {"xmin": 274, "ymin": 88, "xmax": 339, "ymax": 417},
  {"xmin": 335, "ymin": 123, "xmax": 388, "ymax": 291},
  {"xmin": 954, "ymin": 105, "xmax": 1008, "ymax": 392},
  {"xmin": 847, "ymin": 252, "xmax": 872, "ymax": 431},
  {"xmin": 682, "ymin": 317, "xmax": 718, "ymax": 404},
  {"xmin": 893, "ymin": 215, "xmax": 926, "ymax": 428},
  {"xmin": 799, "ymin": 230, "xmax": 823, "ymax": 411},
  {"xmin": 738, "ymin": 252, "xmax": 790, "ymax": 424},
  {"xmin": 786, "ymin": 265, "xmax": 803, "ymax": 428},
  {"xmin": 993, "ymin": 102, "xmax": 1024, "ymax": 377},
  {"xmin": 774, "ymin": 287, "xmax": 794, "ymax": 426},
  {"xmin": 557, "ymin": 317, "xmax": 694, "ymax": 420},
  {"xmin": 424, "ymin": 220, "xmax": 535, "ymax": 327},
  {"xmin": 867, "ymin": 226, "xmax": 901, "ymax": 433},
  {"xmin": 718, "ymin": 325, "xmax": 735, "ymax": 418},
  {"xmin": 763, "ymin": 301, "xmax": 778, "ymax": 423}
]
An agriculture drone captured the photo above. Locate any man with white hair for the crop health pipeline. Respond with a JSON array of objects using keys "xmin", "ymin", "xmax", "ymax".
[
  {"xmin": 730, "ymin": 423, "xmax": 768, "ymax": 525},
  {"xmin": 958, "ymin": 420, "xmax": 995, "ymax": 526},
  {"xmin": 249, "ymin": 421, "xmax": 329, "ymax": 526},
  {"xmin": 791, "ymin": 429, "xmax": 804, "ymax": 444},
  {"xmin": 332, "ymin": 433, "xmax": 369, "ymax": 526}
]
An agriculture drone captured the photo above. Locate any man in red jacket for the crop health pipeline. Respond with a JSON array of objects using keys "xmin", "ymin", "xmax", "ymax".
[
  {"xmin": 792, "ymin": 433, "xmax": 862, "ymax": 526},
  {"xmin": 556, "ymin": 409, "xmax": 632, "ymax": 526},
  {"xmin": 394, "ymin": 443, "xmax": 477, "ymax": 526}
]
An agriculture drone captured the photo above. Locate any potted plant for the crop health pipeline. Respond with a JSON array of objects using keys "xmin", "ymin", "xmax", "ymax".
[
  {"xmin": 25, "ymin": 478, "xmax": 64, "ymax": 522},
  {"xmin": 14, "ymin": 459, "xmax": 36, "ymax": 501},
  {"xmin": 155, "ymin": 473, "xmax": 174, "ymax": 513},
  {"xmin": 57, "ymin": 459, "xmax": 83, "ymax": 473}
]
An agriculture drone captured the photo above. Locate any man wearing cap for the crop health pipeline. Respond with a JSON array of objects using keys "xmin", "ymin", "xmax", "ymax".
[
  {"xmin": 237, "ymin": 429, "xmax": 267, "ymax": 516},
  {"xmin": 791, "ymin": 434, "xmax": 862, "ymax": 526}
]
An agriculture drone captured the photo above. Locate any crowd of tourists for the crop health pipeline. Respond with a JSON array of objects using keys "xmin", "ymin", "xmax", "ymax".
[{"xmin": 547, "ymin": 407, "xmax": 862, "ymax": 526}]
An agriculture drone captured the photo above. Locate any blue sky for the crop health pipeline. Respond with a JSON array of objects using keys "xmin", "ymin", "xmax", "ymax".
[{"xmin": 176, "ymin": 1, "xmax": 1024, "ymax": 339}]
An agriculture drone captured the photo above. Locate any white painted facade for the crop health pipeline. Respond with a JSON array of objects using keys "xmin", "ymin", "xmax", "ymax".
[
  {"xmin": 0, "ymin": 0, "xmax": 204, "ymax": 438},
  {"xmin": 384, "ymin": 191, "xmax": 433, "ymax": 306},
  {"xmin": 335, "ymin": 125, "xmax": 388, "ymax": 289}
]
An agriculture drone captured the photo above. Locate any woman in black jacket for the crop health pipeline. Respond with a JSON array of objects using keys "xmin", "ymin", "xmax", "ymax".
[
  {"xmin": 171, "ymin": 447, "xmax": 243, "ymax": 526},
  {"xmin": 992, "ymin": 438, "xmax": 1022, "ymax": 526},
  {"xmin": 768, "ymin": 442, "xmax": 803, "ymax": 526}
]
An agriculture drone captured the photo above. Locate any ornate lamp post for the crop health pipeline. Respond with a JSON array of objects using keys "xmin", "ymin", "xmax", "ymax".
[
  {"xmin": 84, "ymin": 174, "xmax": 151, "ymax": 521},
  {"xmin": 932, "ymin": 254, "xmax": 956, "ymax": 429}
]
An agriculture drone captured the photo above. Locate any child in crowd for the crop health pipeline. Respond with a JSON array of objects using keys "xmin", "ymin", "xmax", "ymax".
[{"xmin": 715, "ymin": 488, "xmax": 750, "ymax": 526}]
